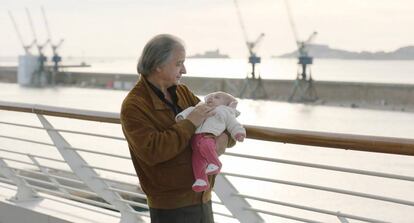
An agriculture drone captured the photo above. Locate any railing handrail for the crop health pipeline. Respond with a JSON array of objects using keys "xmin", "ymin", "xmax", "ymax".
[
  {"xmin": 1, "ymin": 100, "xmax": 414, "ymax": 156},
  {"xmin": 247, "ymin": 125, "xmax": 414, "ymax": 156},
  {"xmin": 1, "ymin": 100, "xmax": 413, "ymax": 223},
  {"xmin": 0, "ymin": 101, "xmax": 120, "ymax": 123}
]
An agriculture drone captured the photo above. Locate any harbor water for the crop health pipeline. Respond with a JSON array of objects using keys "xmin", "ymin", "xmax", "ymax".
[
  {"xmin": 60, "ymin": 57, "xmax": 414, "ymax": 84},
  {"xmin": 2, "ymin": 57, "xmax": 414, "ymax": 84}
]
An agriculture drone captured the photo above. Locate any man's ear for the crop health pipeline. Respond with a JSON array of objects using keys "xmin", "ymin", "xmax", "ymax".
[{"xmin": 228, "ymin": 100, "xmax": 238, "ymax": 108}]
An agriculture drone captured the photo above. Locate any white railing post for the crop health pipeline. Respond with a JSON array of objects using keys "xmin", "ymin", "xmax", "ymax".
[
  {"xmin": 27, "ymin": 154, "xmax": 72, "ymax": 196},
  {"xmin": 337, "ymin": 212, "xmax": 350, "ymax": 223},
  {"xmin": 37, "ymin": 114, "xmax": 145, "ymax": 223},
  {"xmin": 214, "ymin": 174, "xmax": 264, "ymax": 223},
  {"xmin": 0, "ymin": 158, "xmax": 40, "ymax": 202}
]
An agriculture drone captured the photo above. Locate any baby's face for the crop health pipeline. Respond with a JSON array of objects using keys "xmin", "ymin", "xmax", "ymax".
[{"xmin": 205, "ymin": 93, "xmax": 229, "ymax": 107}]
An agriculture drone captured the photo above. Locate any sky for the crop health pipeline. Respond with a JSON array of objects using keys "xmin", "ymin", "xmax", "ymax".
[{"xmin": 1, "ymin": 0, "xmax": 414, "ymax": 59}]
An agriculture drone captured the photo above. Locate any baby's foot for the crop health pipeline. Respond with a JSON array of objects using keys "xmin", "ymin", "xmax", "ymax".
[
  {"xmin": 205, "ymin": 164, "xmax": 220, "ymax": 175},
  {"xmin": 192, "ymin": 179, "xmax": 209, "ymax": 192}
]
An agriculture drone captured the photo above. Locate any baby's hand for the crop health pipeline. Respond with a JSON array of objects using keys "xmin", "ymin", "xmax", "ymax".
[{"xmin": 235, "ymin": 133, "xmax": 246, "ymax": 142}]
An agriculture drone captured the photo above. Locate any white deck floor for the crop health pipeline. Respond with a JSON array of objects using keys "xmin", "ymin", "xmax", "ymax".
[{"xmin": 0, "ymin": 182, "xmax": 121, "ymax": 223}]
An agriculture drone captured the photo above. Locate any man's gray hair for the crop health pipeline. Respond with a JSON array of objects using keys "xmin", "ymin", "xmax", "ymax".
[{"xmin": 137, "ymin": 34, "xmax": 185, "ymax": 76}]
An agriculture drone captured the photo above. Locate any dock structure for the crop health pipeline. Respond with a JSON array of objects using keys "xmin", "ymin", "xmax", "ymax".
[
  {"xmin": 1, "ymin": 68, "xmax": 414, "ymax": 112},
  {"xmin": 0, "ymin": 101, "xmax": 413, "ymax": 222}
]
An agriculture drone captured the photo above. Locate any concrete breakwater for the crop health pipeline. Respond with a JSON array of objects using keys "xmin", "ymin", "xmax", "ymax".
[
  {"xmin": 1, "ymin": 67, "xmax": 413, "ymax": 112},
  {"xmin": 185, "ymin": 77, "xmax": 414, "ymax": 112}
]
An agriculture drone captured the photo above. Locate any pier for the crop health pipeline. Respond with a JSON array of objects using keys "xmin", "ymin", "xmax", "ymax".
[
  {"xmin": 0, "ymin": 101, "xmax": 413, "ymax": 222},
  {"xmin": 2, "ymin": 2, "xmax": 413, "ymax": 221},
  {"xmin": 1, "ymin": 67, "xmax": 414, "ymax": 112}
]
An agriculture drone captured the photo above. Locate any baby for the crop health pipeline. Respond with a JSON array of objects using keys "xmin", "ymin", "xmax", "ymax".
[{"xmin": 176, "ymin": 91, "xmax": 246, "ymax": 192}]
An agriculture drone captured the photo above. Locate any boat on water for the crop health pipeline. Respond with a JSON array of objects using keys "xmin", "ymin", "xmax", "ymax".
[{"xmin": 188, "ymin": 49, "xmax": 230, "ymax": 58}]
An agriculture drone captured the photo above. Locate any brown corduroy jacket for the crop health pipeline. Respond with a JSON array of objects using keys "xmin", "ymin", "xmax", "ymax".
[{"xmin": 121, "ymin": 76, "xmax": 231, "ymax": 209}]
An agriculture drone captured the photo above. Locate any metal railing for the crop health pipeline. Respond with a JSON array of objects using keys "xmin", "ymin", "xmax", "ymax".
[{"xmin": 0, "ymin": 100, "xmax": 413, "ymax": 223}]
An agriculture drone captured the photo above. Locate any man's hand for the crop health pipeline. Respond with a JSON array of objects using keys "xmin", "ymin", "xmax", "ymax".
[
  {"xmin": 215, "ymin": 133, "xmax": 229, "ymax": 156},
  {"xmin": 186, "ymin": 103, "xmax": 215, "ymax": 127}
]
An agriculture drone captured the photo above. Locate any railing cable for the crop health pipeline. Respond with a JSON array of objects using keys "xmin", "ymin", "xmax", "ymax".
[
  {"xmin": 225, "ymin": 152, "xmax": 414, "ymax": 182},
  {"xmin": 222, "ymin": 172, "xmax": 414, "ymax": 206}
]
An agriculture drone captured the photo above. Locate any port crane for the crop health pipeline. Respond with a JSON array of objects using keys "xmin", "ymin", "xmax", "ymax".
[
  {"xmin": 233, "ymin": 0, "xmax": 267, "ymax": 99},
  {"xmin": 296, "ymin": 31, "xmax": 317, "ymax": 80},
  {"xmin": 41, "ymin": 6, "xmax": 64, "ymax": 73},
  {"xmin": 284, "ymin": 0, "xmax": 318, "ymax": 102},
  {"xmin": 9, "ymin": 7, "xmax": 88, "ymax": 87},
  {"xmin": 25, "ymin": 7, "xmax": 50, "ymax": 86},
  {"xmin": 234, "ymin": 0, "xmax": 264, "ymax": 79},
  {"xmin": 8, "ymin": 11, "xmax": 36, "ymax": 55},
  {"xmin": 26, "ymin": 8, "xmax": 50, "ymax": 55}
]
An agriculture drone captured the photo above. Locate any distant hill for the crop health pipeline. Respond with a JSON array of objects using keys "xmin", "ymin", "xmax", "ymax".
[{"xmin": 277, "ymin": 44, "xmax": 414, "ymax": 60}]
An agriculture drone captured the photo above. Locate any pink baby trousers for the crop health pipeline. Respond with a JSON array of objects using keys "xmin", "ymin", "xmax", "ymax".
[{"xmin": 191, "ymin": 133, "xmax": 222, "ymax": 189}]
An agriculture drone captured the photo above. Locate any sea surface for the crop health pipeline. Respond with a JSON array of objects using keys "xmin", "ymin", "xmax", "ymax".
[
  {"xmin": 0, "ymin": 57, "xmax": 413, "ymax": 222},
  {"xmin": 2, "ymin": 57, "xmax": 414, "ymax": 84},
  {"xmin": 60, "ymin": 57, "xmax": 414, "ymax": 85}
]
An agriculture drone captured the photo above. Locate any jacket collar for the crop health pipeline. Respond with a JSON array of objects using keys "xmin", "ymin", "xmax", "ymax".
[
  {"xmin": 177, "ymin": 92, "xmax": 187, "ymax": 110},
  {"xmin": 139, "ymin": 76, "xmax": 169, "ymax": 111}
]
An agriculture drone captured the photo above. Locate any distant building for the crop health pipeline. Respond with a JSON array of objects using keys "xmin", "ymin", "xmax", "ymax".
[{"xmin": 188, "ymin": 49, "xmax": 230, "ymax": 58}]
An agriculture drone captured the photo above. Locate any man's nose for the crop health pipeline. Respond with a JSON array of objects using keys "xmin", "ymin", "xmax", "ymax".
[{"xmin": 181, "ymin": 64, "xmax": 187, "ymax": 74}]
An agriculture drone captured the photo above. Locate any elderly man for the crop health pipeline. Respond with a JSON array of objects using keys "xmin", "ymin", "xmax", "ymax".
[{"xmin": 120, "ymin": 34, "xmax": 235, "ymax": 223}]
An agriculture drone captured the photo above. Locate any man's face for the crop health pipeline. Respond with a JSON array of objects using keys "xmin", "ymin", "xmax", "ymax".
[
  {"xmin": 158, "ymin": 47, "xmax": 186, "ymax": 87},
  {"xmin": 205, "ymin": 93, "xmax": 229, "ymax": 107}
]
